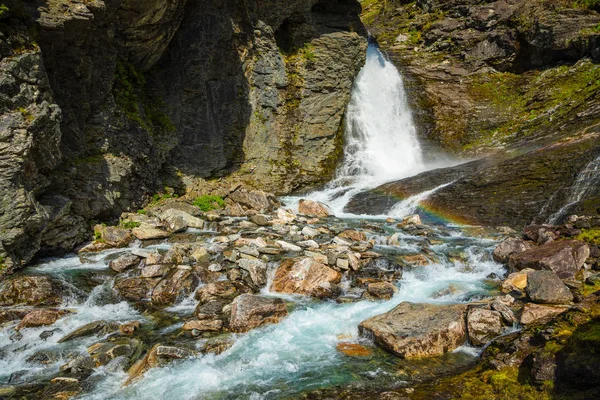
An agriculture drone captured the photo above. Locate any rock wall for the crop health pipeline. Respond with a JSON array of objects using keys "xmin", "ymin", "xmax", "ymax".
[{"xmin": 0, "ymin": 0, "xmax": 367, "ymax": 273}]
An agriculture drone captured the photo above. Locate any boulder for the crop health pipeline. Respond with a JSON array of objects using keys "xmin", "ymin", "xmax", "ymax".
[
  {"xmin": 109, "ymin": 254, "xmax": 141, "ymax": 273},
  {"xmin": 237, "ymin": 259, "xmax": 267, "ymax": 286},
  {"xmin": 229, "ymin": 294, "xmax": 288, "ymax": 333},
  {"xmin": 160, "ymin": 209, "xmax": 205, "ymax": 232},
  {"xmin": 359, "ymin": 302, "xmax": 467, "ymax": 358},
  {"xmin": 59, "ymin": 320, "xmax": 120, "ymax": 343},
  {"xmin": 338, "ymin": 230, "xmax": 367, "ymax": 242},
  {"xmin": 182, "ymin": 319, "xmax": 223, "ymax": 332},
  {"xmin": 93, "ymin": 225, "xmax": 133, "ymax": 247},
  {"xmin": 520, "ymin": 303, "xmax": 569, "ymax": 325},
  {"xmin": 466, "ymin": 308, "xmax": 503, "ymax": 346},
  {"xmin": 114, "ymin": 277, "xmax": 160, "ymax": 302},
  {"xmin": 298, "ymin": 199, "xmax": 333, "ymax": 218},
  {"xmin": 131, "ymin": 227, "xmax": 170, "ymax": 240},
  {"xmin": 16, "ymin": 309, "xmax": 70, "ymax": 330},
  {"xmin": 501, "ymin": 269, "xmax": 531, "ymax": 293},
  {"xmin": 366, "ymin": 282, "xmax": 398, "ymax": 300},
  {"xmin": 276, "ymin": 240, "xmax": 302, "ymax": 252},
  {"xmin": 492, "ymin": 238, "xmax": 536, "ymax": 263},
  {"xmin": 526, "ymin": 270, "xmax": 573, "ymax": 304},
  {"xmin": 509, "ymin": 240, "xmax": 590, "ymax": 279},
  {"xmin": 195, "ymin": 281, "xmax": 247, "ymax": 304},
  {"xmin": 125, "ymin": 344, "xmax": 194, "ymax": 385},
  {"xmin": 523, "ymin": 225, "xmax": 559, "ymax": 244},
  {"xmin": 270, "ymin": 257, "xmax": 342, "ymax": 298},
  {"xmin": 151, "ymin": 266, "xmax": 198, "ymax": 305},
  {"xmin": 0, "ymin": 276, "xmax": 61, "ymax": 306}
]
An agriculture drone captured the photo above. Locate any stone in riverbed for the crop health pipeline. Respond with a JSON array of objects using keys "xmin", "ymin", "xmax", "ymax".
[
  {"xmin": 93, "ymin": 225, "xmax": 133, "ymax": 247},
  {"xmin": 301, "ymin": 226, "xmax": 320, "ymax": 239},
  {"xmin": 151, "ymin": 266, "xmax": 198, "ymax": 305},
  {"xmin": 59, "ymin": 320, "xmax": 120, "ymax": 343},
  {"xmin": 492, "ymin": 238, "xmax": 536, "ymax": 263},
  {"xmin": 195, "ymin": 281, "xmax": 250, "ymax": 304},
  {"xmin": 358, "ymin": 302, "xmax": 467, "ymax": 358},
  {"xmin": 229, "ymin": 294, "xmax": 288, "ymax": 333},
  {"xmin": 526, "ymin": 270, "xmax": 573, "ymax": 304},
  {"xmin": 338, "ymin": 230, "xmax": 367, "ymax": 242},
  {"xmin": 508, "ymin": 240, "xmax": 590, "ymax": 279},
  {"xmin": 131, "ymin": 227, "xmax": 170, "ymax": 240},
  {"xmin": 366, "ymin": 282, "xmax": 398, "ymax": 300},
  {"xmin": 336, "ymin": 342, "xmax": 372, "ymax": 357},
  {"xmin": 270, "ymin": 257, "xmax": 342, "ymax": 298},
  {"xmin": 114, "ymin": 277, "xmax": 160, "ymax": 302},
  {"xmin": 298, "ymin": 199, "xmax": 332, "ymax": 218},
  {"xmin": 276, "ymin": 240, "xmax": 302, "ymax": 252},
  {"xmin": 501, "ymin": 269, "xmax": 531, "ymax": 293},
  {"xmin": 16, "ymin": 309, "xmax": 70, "ymax": 330},
  {"xmin": 182, "ymin": 319, "xmax": 223, "ymax": 332},
  {"xmin": 109, "ymin": 254, "xmax": 141, "ymax": 273},
  {"xmin": 160, "ymin": 209, "xmax": 205, "ymax": 232},
  {"xmin": 466, "ymin": 308, "xmax": 503, "ymax": 346},
  {"xmin": 520, "ymin": 303, "xmax": 569, "ymax": 325},
  {"xmin": 237, "ymin": 259, "xmax": 267, "ymax": 286},
  {"xmin": 125, "ymin": 344, "xmax": 194, "ymax": 385},
  {"xmin": 0, "ymin": 275, "xmax": 62, "ymax": 307}
]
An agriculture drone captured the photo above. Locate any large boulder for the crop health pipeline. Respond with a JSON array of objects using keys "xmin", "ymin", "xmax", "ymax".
[
  {"xmin": 0, "ymin": 276, "xmax": 62, "ymax": 306},
  {"xmin": 229, "ymin": 294, "xmax": 288, "ymax": 333},
  {"xmin": 270, "ymin": 257, "xmax": 342, "ymax": 298},
  {"xmin": 93, "ymin": 225, "xmax": 134, "ymax": 248},
  {"xmin": 509, "ymin": 240, "xmax": 590, "ymax": 279},
  {"xmin": 237, "ymin": 259, "xmax": 268, "ymax": 287},
  {"xmin": 526, "ymin": 270, "xmax": 573, "ymax": 304},
  {"xmin": 151, "ymin": 266, "xmax": 198, "ymax": 305},
  {"xmin": 16, "ymin": 309, "xmax": 70, "ymax": 330},
  {"xmin": 131, "ymin": 227, "xmax": 170, "ymax": 240},
  {"xmin": 159, "ymin": 208, "xmax": 205, "ymax": 232},
  {"xmin": 466, "ymin": 308, "xmax": 503, "ymax": 346},
  {"xmin": 109, "ymin": 254, "xmax": 141, "ymax": 273},
  {"xmin": 358, "ymin": 302, "xmax": 467, "ymax": 358},
  {"xmin": 520, "ymin": 303, "xmax": 569, "ymax": 325},
  {"xmin": 492, "ymin": 238, "xmax": 536, "ymax": 263},
  {"xmin": 298, "ymin": 199, "xmax": 333, "ymax": 218}
]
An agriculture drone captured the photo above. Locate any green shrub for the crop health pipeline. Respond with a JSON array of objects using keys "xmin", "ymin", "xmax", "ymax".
[{"xmin": 193, "ymin": 195, "xmax": 225, "ymax": 212}]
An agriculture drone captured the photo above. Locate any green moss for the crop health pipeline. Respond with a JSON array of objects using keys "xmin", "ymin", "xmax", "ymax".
[
  {"xmin": 192, "ymin": 195, "xmax": 225, "ymax": 212},
  {"xmin": 0, "ymin": 3, "xmax": 9, "ymax": 19},
  {"xmin": 302, "ymin": 43, "xmax": 316, "ymax": 62},
  {"xmin": 149, "ymin": 191, "xmax": 178, "ymax": 206},
  {"xmin": 16, "ymin": 107, "xmax": 34, "ymax": 122},
  {"xmin": 113, "ymin": 59, "xmax": 175, "ymax": 135},
  {"xmin": 120, "ymin": 221, "xmax": 141, "ymax": 229},
  {"xmin": 575, "ymin": 228, "xmax": 600, "ymax": 245},
  {"xmin": 94, "ymin": 231, "xmax": 102, "ymax": 241},
  {"xmin": 136, "ymin": 209, "xmax": 148, "ymax": 215}
]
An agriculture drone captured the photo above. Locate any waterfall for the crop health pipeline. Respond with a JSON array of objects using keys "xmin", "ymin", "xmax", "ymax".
[
  {"xmin": 283, "ymin": 42, "xmax": 424, "ymax": 216},
  {"xmin": 547, "ymin": 155, "xmax": 600, "ymax": 224}
]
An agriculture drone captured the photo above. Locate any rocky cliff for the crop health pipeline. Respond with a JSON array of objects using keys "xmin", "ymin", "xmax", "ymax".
[
  {"xmin": 348, "ymin": 0, "xmax": 600, "ymax": 228},
  {"xmin": 0, "ymin": 0, "xmax": 367, "ymax": 273}
]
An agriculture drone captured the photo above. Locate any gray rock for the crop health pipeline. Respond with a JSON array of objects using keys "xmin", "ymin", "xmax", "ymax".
[
  {"xmin": 526, "ymin": 270, "xmax": 574, "ymax": 304},
  {"xmin": 229, "ymin": 294, "xmax": 288, "ymax": 333},
  {"xmin": 509, "ymin": 240, "xmax": 590, "ymax": 279},
  {"xmin": 466, "ymin": 308, "xmax": 503, "ymax": 346},
  {"xmin": 492, "ymin": 238, "xmax": 536, "ymax": 263}
]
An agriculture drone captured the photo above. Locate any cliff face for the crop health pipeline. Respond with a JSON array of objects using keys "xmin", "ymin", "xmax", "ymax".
[
  {"xmin": 0, "ymin": 0, "xmax": 367, "ymax": 273},
  {"xmin": 348, "ymin": 0, "xmax": 600, "ymax": 228}
]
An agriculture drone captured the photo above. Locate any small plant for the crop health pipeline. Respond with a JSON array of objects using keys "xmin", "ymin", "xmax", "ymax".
[
  {"xmin": 150, "ymin": 191, "xmax": 178, "ymax": 205},
  {"xmin": 94, "ymin": 231, "xmax": 102, "ymax": 241},
  {"xmin": 120, "ymin": 221, "xmax": 141, "ymax": 229},
  {"xmin": 575, "ymin": 228, "xmax": 600, "ymax": 245},
  {"xmin": 193, "ymin": 195, "xmax": 225, "ymax": 212},
  {"xmin": 0, "ymin": 4, "xmax": 9, "ymax": 20},
  {"xmin": 137, "ymin": 209, "xmax": 148, "ymax": 215},
  {"xmin": 302, "ymin": 43, "xmax": 316, "ymax": 62}
]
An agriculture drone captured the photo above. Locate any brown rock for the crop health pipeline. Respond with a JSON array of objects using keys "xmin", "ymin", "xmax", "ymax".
[
  {"xmin": 466, "ymin": 308, "xmax": 503, "ymax": 346},
  {"xmin": 119, "ymin": 321, "xmax": 141, "ymax": 336},
  {"xmin": 94, "ymin": 225, "xmax": 133, "ymax": 247},
  {"xmin": 338, "ymin": 230, "xmax": 367, "ymax": 242},
  {"xmin": 526, "ymin": 270, "xmax": 573, "ymax": 304},
  {"xmin": 509, "ymin": 240, "xmax": 590, "ymax": 279},
  {"xmin": 182, "ymin": 319, "xmax": 223, "ymax": 332},
  {"xmin": 0, "ymin": 275, "xmax": 61, "ymax": 306},
  {"xmin": 359, "ymin": 302, "xmax": 467, "ymax": 358},
  {"xmin": 298, "ymin": 199, "xmax": 333, "ymax": 218},
  {"xmin": 114, "ymin": 277, "xmax": 160, "ymax": 302},
  {"xmin": 131, "ymin": 227, "xmax": 170, "ymax": 240},
  {"xmin": 109, "ymin": 254, "xmax": 141, "ymax": 273},
  {"xmin": 195, "ymin": 281, "xmax": 249, "ymax": 304},
  {"xmin": 125, "ymin": 344, "xmax": 193, "ymax": 386},
  {"xmin": 336, "ymin": 342, "xmax": 372, "ymax": 357},
  {"xmin": 501, "ymin": 270, "xmax": 531, "ymax": 293},
  {"xmin": 400, "ymin": 254, "xmax": 429, "ymax": 267},
  {"xmin": 16, "ymin": 309, "xmax": 70, "ymax": 330},
  {"xmin": 366, "ymin": 282, "xmax": 398, "ymax": 300},
  {"xmin": 492, "ymin": 238, "xmax": 536, "ymax": 263},
  {"xmin": 520, "ymin": 303, "xmax": 569, "ymax": 325},
  {"xmin": 151, "ymin": 266, "xmax": 197, "ymax": 305},
  {"xmin": 229, "ymin": 294, "xmax": 288, "ymax": 333},
  {"xmin": 270, "ymin": 257, "xmax": 342, "ymax": 298}
]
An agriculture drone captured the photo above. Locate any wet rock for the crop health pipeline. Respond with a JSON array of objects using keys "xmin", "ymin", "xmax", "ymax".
[
  {"xmin": 60, "ymin": 354, "xmax": 96, "ymax": 375},
  {"xmin": 336, "ymin": 342, "xmax": 372, "ymax": 357},
  {"xmin": 201, "ymin": 338, "xmax": 233, "ymax": 355},
  {"xmin": 87, "ymin": 337, "xmax": 142, "ymax": 366},
  {"xmin": 16, "ymin": 309, "xmax": 70, "ymax": 330},
  {"xmin": 466, "ymin": 308, "xmax": 503, "ymax": 346},
  {"xmin": 39, "ymin": 328, "xmax": 59, "ymax": 341},
  {"xmin": 354, "ymin": 257, "xmax": 403, "ymax": 284},
  {"xmin": 520, "ymin": 303, "xmax": 569, "ymax": 325},
  {"xmin": 250, "ymin": 214, "xmax": 270, "ymax": 226},
  {"xmin": 509, "ymin": 240, "xmax": 590, "ymax": 279},
  {"xmin": 41, "ymin": 377, "xmax": 81, "ymax": 400},
  {"xmin": 141, "ymin": 264, "xmax": 170, "ymax": 278},
  {"xmin": 276, "ymin": 240, "xmax": 302, "ymax": 252},
  {"xmin": 399, "ymin": 254, "xmax": 429, "ymax": 267},
  {"xmin": 526, "ymin": 270, "xmax": 573, "ymax": 304},
  {"xmin": 366, "ymin": 282, "xmax": 398, "ymax": 300},
  {"xmin": 0, "ymin": 276, "xmax": 61, "ymax": 306},
  {"xmin": 109, "ymin": 254, "xmax": 141, "ymax": 273},
  {"xmin": 338, "ymin": 230, "xmax": 367, "ymax": 242},
  {"xmin": 237, "ymin": 259, "xmax": 267, "ymax": 287},
  {"xmin": 119, "ymin": 321, "xmax": 141, "ymax": 336},
  {"xmin": 271, "ymin": 257, "xmax": 342, "ymax": 298},
  {"xmin": 59, "ymin": 321, "xmax": 120, "ymax": 343},
  {"xmin": 229, "ymin": 294, "xmax": 288, "ymax": 333},
  {"xmin": 194, "ymin": 300, "xmax": 225, "ymax": 320},
  {"xmin": 131, "ymin": 227, "xmax": 170, "ymax": 240},
  {"xmin": 151, "ymin": 266, "xmax": 198, "ymax": 305},
  {"xmin": 114, "ymin": 276, "xmax": 160, "ymax": 302},
  {"xmin": 359, "ymin": 302, "xmax": 467, "ymax": 358},
  {"xmin": 301, "ymin": 226, "xmax": 320, "ymax": 239},
  {"xmin": 93, "ymin": 225, "xmax": 133, "ymax": 247},
  {"xmin": 182, "ymin": 319, "xmax": 223, "ymax": 332},
  {"xmin": 398, "ymin": 214, "xmax": 422, "ymax": 227},
  {"xmin": 298, "ymin": 199, "xmax": 333, "ymax": 218},
  {"xmin": 125, "ymin": 344, "xmax": 194, "ymax": 385},
  {"xmin": 0, "ymin": 307, "xmax": 34, "ymax": 324},
  {"xmin": 160, "ymin": 209, "xmax": 205, "ymax": 232},
  {"xmin": 501, "ymin": 269, "xmax": 531, "ymax": 293},
  {"xmin": 492, "ymin": 238, "xmax": 536, "ymax": 263},
  {"xmin": 195, "ymin": 281, "xmax": 247, "ymax": 304},
  {"xmin": 490, "ymin": 299, "xmax": 517, "ymax": 325}
]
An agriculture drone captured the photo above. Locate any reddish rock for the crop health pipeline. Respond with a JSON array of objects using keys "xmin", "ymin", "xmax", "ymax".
[
  {"xmin": 270, "ymin": 257, "xmax": 342, "ymax": 298},
  {"xmin": 509, "ymin": 240, "xmax": 590, "ymax": 279}
]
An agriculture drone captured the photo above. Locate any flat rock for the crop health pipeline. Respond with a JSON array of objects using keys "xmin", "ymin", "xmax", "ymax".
[
  {"xmin": 336, "ymin": 342, "xmax": 372, "ymax": 357},
  {"xmin": 0, "ymin": 276, "xmax": 61, "ymax": 307},
  {"xmin": 270, "ymin": 257, "xmax": 342, "ymax": 298},
  {"xmin": 359, "ymin": 302, "xmax": 467, "ymax": 358},
  {"xmin": 94, "ymin": 225, "xmax": 133, "ymax": 247},
  {"xmin": 509, "ymin": 240, "xmax": 590, "ymax": 279},
  {"xmin": 109, "ymin": 254, "xmax": 141, "ymax": 273},
  {"xmin": 526, "ymin": 270, "xmax": 573, "ymax": 304},
  {"xmin": 229, "ymin": 294, "xmax": 288, "ymax": 333},
  {"xmin": 182, "ymin": 319, "xmax": 223, "ymax": 332},
  {"xmin": 16, "ymin": 309, "xmax": 70, "ymax": 330},
  {"xmin": 520, "ymin": 303, "xmax": 569, "ymax": 325},
  {"xmin": 131, "ymin": 227, "xmax": 170, "ymax": 240},
  {"xmin": 466, "ymin": 308, "xmax": 503, "ymax": 346},
  {"xmin": 366, "ymin": 282, "xmax": 398, "ymax": 300}
]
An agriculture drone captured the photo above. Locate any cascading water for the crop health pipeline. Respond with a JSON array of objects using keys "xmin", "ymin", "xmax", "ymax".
[
  {"xmin": 547, "ymin": 155, "xmax": 600, "ymax": 224},
  {"xmin": 284, "ymin": 42, "xmax": 425, "ymax": 216}
]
